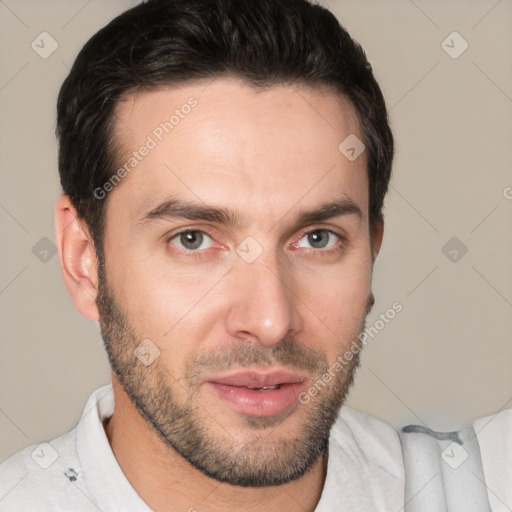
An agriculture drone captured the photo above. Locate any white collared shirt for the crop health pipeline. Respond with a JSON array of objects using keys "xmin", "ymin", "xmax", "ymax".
[
  {"xmin": 0, "ymin": 384, "xmax": 405, "ymax": 511},
  {"xmin": 474, "ymin": 409, "xmax": 512, "ymax": 512}
]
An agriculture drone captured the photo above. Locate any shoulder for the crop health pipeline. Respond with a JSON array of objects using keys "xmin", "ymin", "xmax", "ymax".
[
  {"xmin": 474, "ymin": 407, "xmax": 512, "ymax": 462},
  {"xmin": 474, "ymin": 408, "xmax": 512, "ymax": 512},
  {"xmin": 474, "ymin": 408, "xmax": 512, "ymax": 436},
  {"xmin": 0, "ymin": 400, "xmax": 108, "ymax": 512},
  {"xmin": 320, "ymin": 405, "xmax": 404, "ymax": 510},
  {"xmin": 331, "ymin": 405, "xmax": 404, "ymax": 478}
]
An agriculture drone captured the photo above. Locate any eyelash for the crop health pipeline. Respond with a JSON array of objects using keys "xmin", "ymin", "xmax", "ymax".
[
  {"xmin": 166, "ymin": 228, "xmax": 346, "ymax": 259},
  {"xmin": 166, "ymin": 229, "xmax": 216, "ymax": 260}
]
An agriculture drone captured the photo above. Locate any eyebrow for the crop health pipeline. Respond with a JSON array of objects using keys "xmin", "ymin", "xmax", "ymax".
[{"xmin": 137, "ymin": 196, "xmax": 363, "ymax": 229}]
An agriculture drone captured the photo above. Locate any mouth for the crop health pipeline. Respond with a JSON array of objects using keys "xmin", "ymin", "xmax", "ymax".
[
  {"xmin": 239, "ymin": 384, "xmax": 283, "ymax": 390},
  {"xmin": 203, "ymin": 368, "xmax": 308, "ymax": 417}
]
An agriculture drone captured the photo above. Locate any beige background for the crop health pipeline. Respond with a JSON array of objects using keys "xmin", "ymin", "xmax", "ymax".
[{"xmin": 0, "ymin": 0, "xmax": 511, "ymax": 463}]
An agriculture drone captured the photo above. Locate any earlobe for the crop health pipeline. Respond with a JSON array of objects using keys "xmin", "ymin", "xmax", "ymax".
[{"xmin": 54, "ymin": 195, "xmax": 100, "ymax": 321}]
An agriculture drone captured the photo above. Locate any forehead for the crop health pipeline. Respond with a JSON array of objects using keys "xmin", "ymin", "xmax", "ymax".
[{"xmin": 109, "ymin": 77, "xmax": 368, "ymax": 228}]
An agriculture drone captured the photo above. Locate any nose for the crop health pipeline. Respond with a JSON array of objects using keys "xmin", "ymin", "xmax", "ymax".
[{"xmin": 224, "ymin": 252, "xmax": 303, "ymax": 347}]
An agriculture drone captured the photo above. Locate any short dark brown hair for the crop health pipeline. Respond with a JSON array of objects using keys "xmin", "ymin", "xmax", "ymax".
[{"xmin": 57, "ymin": 0, "xmax": 394, "ymax": 254}]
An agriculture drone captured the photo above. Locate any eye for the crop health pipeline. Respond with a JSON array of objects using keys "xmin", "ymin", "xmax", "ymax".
[
  {"xmin": 296, "ymin": 229, "xmax": 339, "ymax": 250},
  {"xmin": 169, "ymin": 230, "xmax": 213, "ymax": 251}
]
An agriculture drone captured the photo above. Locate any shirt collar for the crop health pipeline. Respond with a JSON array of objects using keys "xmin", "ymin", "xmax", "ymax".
[
  {"xmin": 75, "ymin": 384, "xmax": 400, "ymax": 511},
  {"xmin": 76, "ymin": 384, "xmax": 152, "ymax": 511}
]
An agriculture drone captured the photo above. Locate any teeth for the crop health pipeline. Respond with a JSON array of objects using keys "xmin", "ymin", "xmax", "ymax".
[{"xmin": 246, "ymin": 385, "xmax": 281, "ymax": 390}]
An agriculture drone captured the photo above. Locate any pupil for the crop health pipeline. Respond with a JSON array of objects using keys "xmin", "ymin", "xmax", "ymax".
[
  {"xmin": 181, "ymin": 231, "xmax": 202, "ymax": 250},
  {"xmin": 308, "ymin": 230, "xmax": 328, "ymax": 249}
]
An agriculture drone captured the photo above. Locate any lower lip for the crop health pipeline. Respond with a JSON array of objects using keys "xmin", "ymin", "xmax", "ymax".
[{"xmin": 205, "ymin": 382, "xmax": 306, "ymax": 417}]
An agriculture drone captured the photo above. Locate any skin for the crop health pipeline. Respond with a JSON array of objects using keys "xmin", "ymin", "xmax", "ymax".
[{"xmin": 55, "ymin": 77, "xmax": 384, "ymax": 512}]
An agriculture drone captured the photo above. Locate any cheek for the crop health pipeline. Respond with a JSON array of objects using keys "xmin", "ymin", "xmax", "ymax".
[
  {"xmin": 308, "ymin": 275, "xmax": 369, "ymax": 323},
  {"xmin": 294, "ymin": 255, "xmax": 372, "ymax": 345},
  {"xmin": 111, "ymin": 264, "xmax": 225, "ymax": 369},
  {"xmin": 108, "ymin": 243, "xmax": 216, "ymax": 328}
]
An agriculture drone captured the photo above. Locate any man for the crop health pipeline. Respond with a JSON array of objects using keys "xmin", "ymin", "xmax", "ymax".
[{"xmin": 0, "ymin": 0, "xmax": 405, "ymax": 510}]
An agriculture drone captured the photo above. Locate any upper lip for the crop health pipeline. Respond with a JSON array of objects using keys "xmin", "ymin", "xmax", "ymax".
[{"xmin": 204, "ymin": 368, "xmax": 308, "ymax": 388}]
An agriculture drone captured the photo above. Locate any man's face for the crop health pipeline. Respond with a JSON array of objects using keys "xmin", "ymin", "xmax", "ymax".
[{"xmin": 96, "ymin": 78, "xmax": 376, "ymax": 486}]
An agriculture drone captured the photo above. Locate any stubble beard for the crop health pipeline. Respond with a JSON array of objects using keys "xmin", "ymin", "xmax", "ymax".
[{"xmin": 96, "ymin": 262, "xmax": 368, "ymax": 487}]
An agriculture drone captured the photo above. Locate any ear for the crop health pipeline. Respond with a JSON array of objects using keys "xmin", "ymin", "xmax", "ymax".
[
  {"xmin": 54, "ymin": 195, "xmax": 100, "ymax": 321},
  {"xmin": 371, "ymin": 219, "xmax": 384, "ymax": 262}
]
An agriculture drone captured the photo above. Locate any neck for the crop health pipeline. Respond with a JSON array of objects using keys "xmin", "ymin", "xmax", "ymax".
[{"xmin": 105, "ymin": 377, "xmax": 329, "ymax": 512}]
